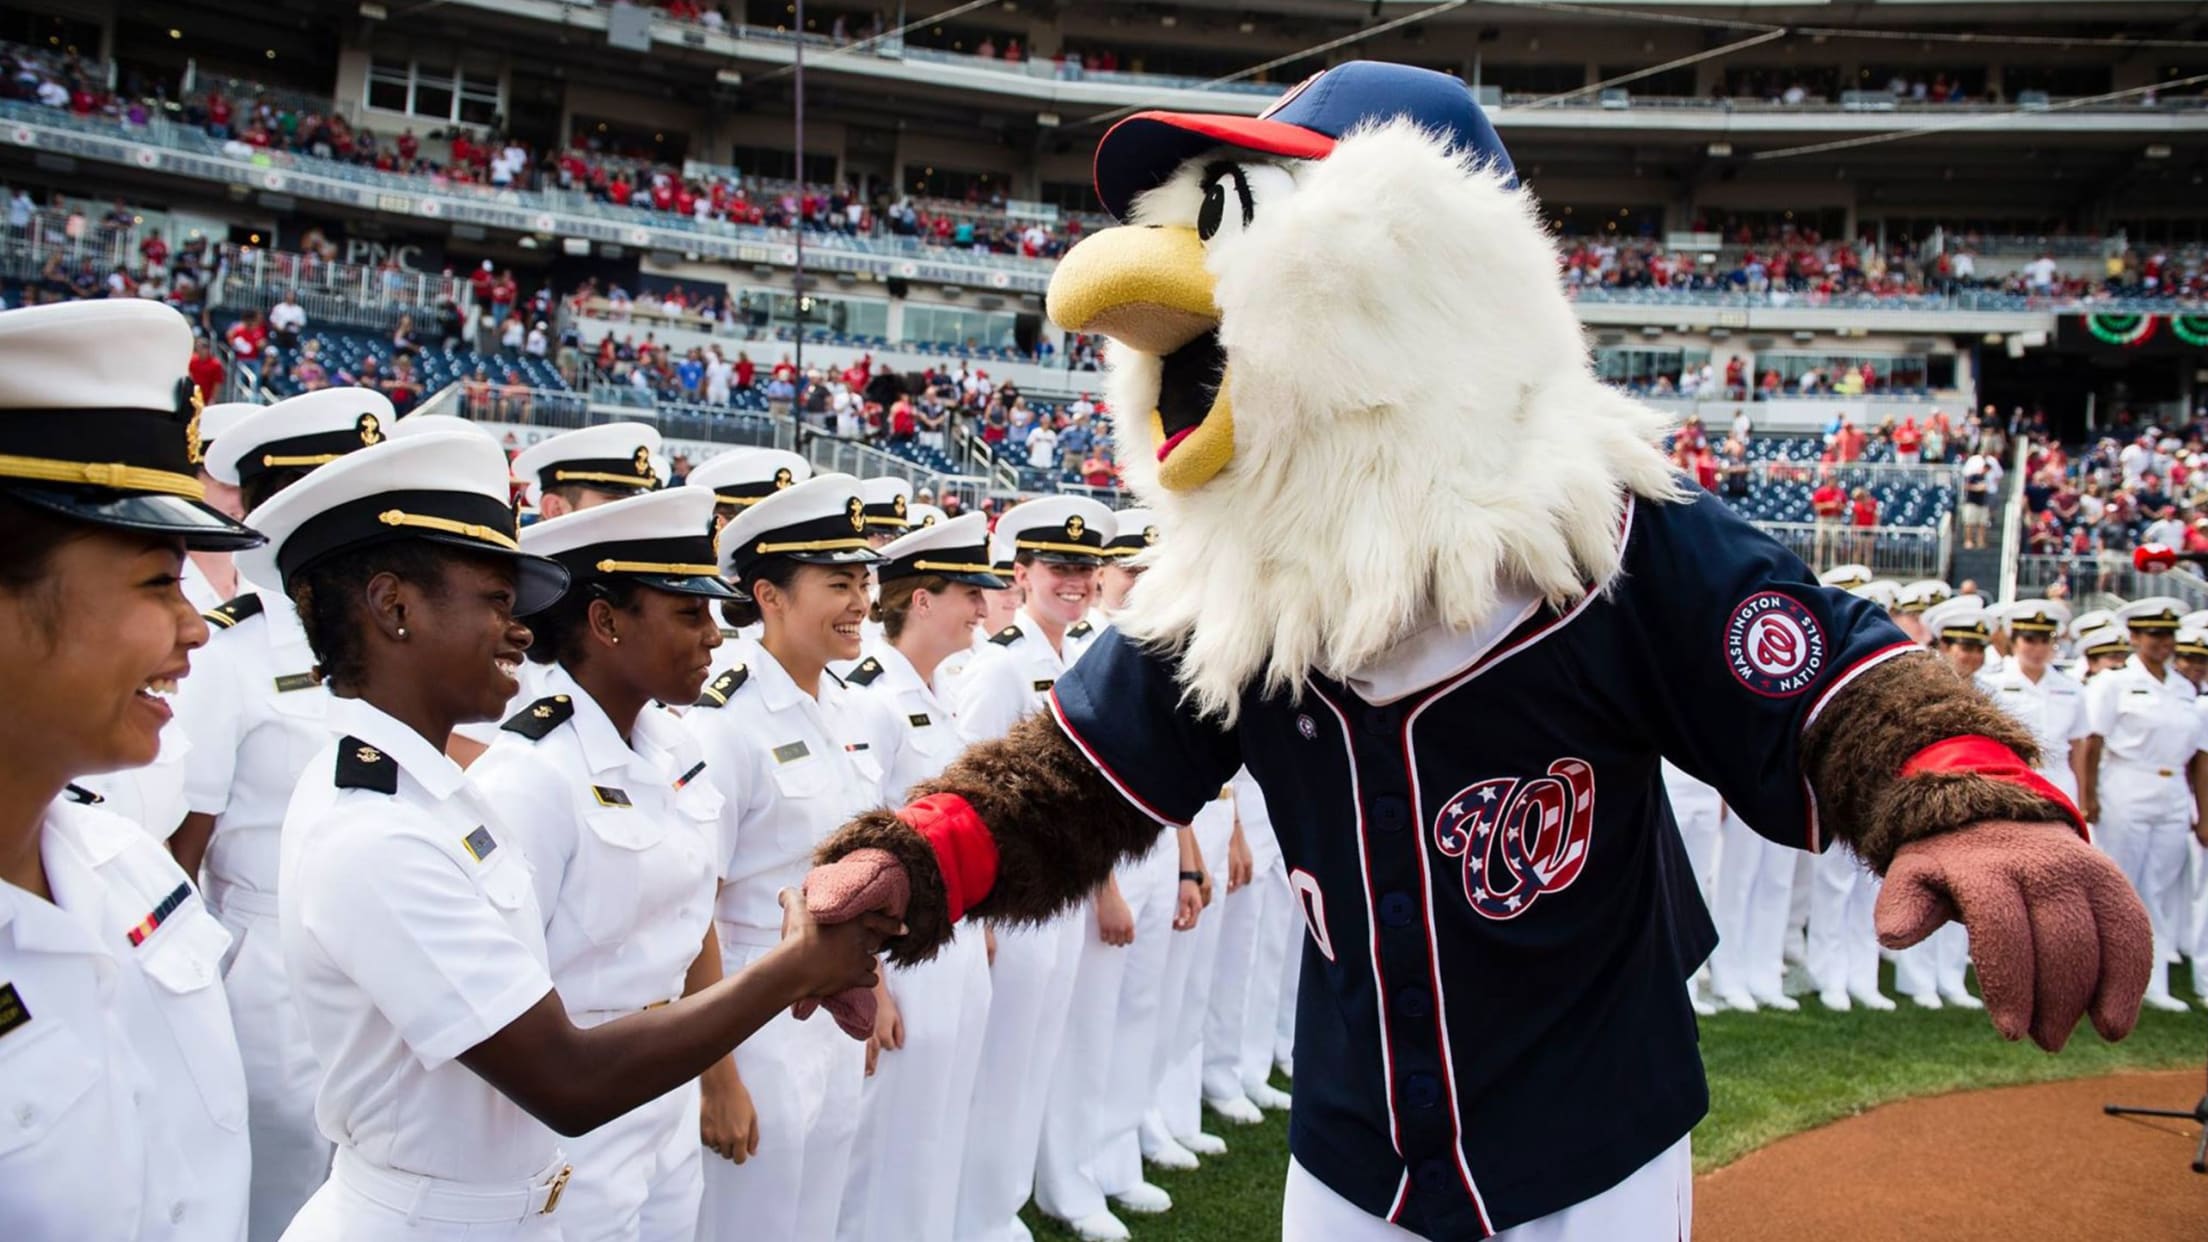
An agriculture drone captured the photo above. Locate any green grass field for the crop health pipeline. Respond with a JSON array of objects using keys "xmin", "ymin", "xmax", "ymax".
[{"xmin": 1021, "ymin": 972, "xmax": 2206, "ymax": 1241}]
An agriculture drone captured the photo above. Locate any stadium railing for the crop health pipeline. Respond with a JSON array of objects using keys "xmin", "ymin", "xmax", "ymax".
[
  {"xmin": 797, "ymin": 429, "xmax": 997, "ymax": 511},
  {"xmin": 2016, "ymin": 553, "xmax": 2208, "ymax": 611},
  {"xmin": 1756, "ymin": 517, "xmax": 1953, "ymax": 580}
]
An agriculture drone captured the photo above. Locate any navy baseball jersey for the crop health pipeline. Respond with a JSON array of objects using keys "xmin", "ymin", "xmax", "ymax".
[{"xmin": 1049, "ymin": 489, "xmax": 1915, "ymax": 1239}]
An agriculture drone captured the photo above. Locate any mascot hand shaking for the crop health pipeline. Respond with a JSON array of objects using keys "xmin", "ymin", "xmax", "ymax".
[{"xmin": 806, "ymin": 62, "xmax": 2151, "ymax": 1241}]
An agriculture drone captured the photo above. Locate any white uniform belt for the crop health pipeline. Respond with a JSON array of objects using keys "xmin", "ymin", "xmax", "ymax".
[
  {"xmin": 203, "ymin": 875, "xmax": 280, "ymax": 918},
  {"xmin": 331, "ymin": 1147, "xmax": 572, "ymax": 1223},
  {"xmin": 717, "ymin": 921, "xmax": 782, "ymax": 949}
]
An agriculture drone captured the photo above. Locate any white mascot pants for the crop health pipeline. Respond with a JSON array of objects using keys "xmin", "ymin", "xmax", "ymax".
[
  {"xmin": 1283, "ymin": 1136, "xmax": 1692, "ymax": 1241},
  {"xmin": 837, "ymin": 929, "xmax": 991, "ymax": 1242}
]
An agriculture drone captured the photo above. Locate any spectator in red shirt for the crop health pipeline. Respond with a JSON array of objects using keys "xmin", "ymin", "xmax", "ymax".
[
  {"xmin": 188, "ymin": 338, "xmax": 225, "ymax": 404},
  {"xmin": 139, "ymin": 230, "xmax": 169, "ymax": 271},
  {"xmin": 1723, "ymin": 356, "xmax": 1745, "ymax": 398},
  {"xmin": 1082, "ymin": 451, "xmax": 1118, "ymax": 489},
  {"xmin": 225, "ymin": 310, "xmax": 268, "ymax": 362},
  {"xmin": 1811, "ymin": 474, "xmax": 1846, "ymax": 561},
  {"xmin": 490, "ymin": 271, "xmax": 519, "ymax": 324},
  {"xmin": 735, "ymin": 352, "xmax": 756, "ymax": 390},
  {"xmin": 1893, "ymin": 416, "xmax": 1921, "ymax": 464},
  {"xmin": 1833, "ymin": 419, "xmax": 1867, "ymax": 464},
  {"xmin": 889, "ymin": 395, "xmax": 917, "ymax": 442},
  {"xmin": 1850, "ymin": 486, "xmax": 1879, "ymax": 527}
]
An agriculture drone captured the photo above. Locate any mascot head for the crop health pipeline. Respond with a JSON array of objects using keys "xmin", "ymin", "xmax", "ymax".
[{"xmin": 1047, "ymin": 61, "xmax": 1682, "ymax": 722}]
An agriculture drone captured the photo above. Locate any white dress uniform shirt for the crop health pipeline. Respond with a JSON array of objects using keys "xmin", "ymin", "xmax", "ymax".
[
  {"xmin": 469, "ymin": 667, "xmax": 722, "ymax": 1242},
  {"xmin": 1978, "ymin": 664, "xmax": 2091, "ymax": 800},
  {"xmin": 72, "ymin": 723, "xmax": 191, "ymax": 841},
  {"xmin": 0, "ymin": 798, "xmax": 250, "ymax": 1242},
  {"xmin": 2086, "ymin": 655, "xmax": 2203, "ymax": 817},
  {"xmin": 279, "ymin": 695, "xmax": 568, "ymax": 1230},
  {"xmin": 685, "ymin": 647, "xmax": 896, "ymax": 1242},
  {"xmin": 952, "ymin": 610, "xmax": 1092, "ymax": 741},
  {"xmin": 171, "ymin": 580, "xmax": 339, "ymax": 1240}
]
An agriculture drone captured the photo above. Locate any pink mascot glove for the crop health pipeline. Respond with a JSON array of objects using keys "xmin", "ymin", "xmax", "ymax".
[
  {"xmin": 788, "ymin": 848, "xmax": 911, "ymax": 1040},
  {"xmin": 1875, "ymin": 820, "xmax": 2153, "ymax": 1051}
]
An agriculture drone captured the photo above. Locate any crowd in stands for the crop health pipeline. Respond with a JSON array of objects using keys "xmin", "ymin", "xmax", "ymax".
[
  {"xmin": 0, "ymin": 42, "xmax": 1101, "ymax": 264},
  {"xmin": 2022, "ymin": 413, "xmax": 2208, "ymax": 591},
  {"xmin": 1558, "ymin": 221, "xmax": 2208, "ymax": 305}
]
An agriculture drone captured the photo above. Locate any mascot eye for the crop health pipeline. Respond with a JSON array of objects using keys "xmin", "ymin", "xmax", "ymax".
[{"xmin": 1196, "ymin": 162, "xmax": 1296, "ymax": 244}]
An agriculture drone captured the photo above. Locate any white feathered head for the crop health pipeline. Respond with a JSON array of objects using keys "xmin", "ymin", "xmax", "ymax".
[{"xmin": 1047, "ymin": 63, "xmax": 1682, "ymax": 723}]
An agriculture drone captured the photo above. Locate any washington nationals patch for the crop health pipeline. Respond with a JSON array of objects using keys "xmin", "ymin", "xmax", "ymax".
[{"xmin": 1725, "ymin": 591, "xmax": 1827, "ymax": 697}]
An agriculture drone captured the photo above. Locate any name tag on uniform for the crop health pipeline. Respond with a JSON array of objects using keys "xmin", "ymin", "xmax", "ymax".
[
  {"xmin": 773, "ymin": 741, "xmax": 811, "ymax": 765},
  {"xmin": 272, "ymin": 671, "xmax": 320, "ymax": 693},
  {"xmin": 462, "ymin": 826, "xmax": 498, "ymax": 862},
  {"xmin": 2128, "ymin": 689, "xmax": 2154, "ymax": 697},
  {"xmin": 908, "ymin": 712, "xmax": 933, "ymax": 728},
  {"xmin": 591, "ymin": 785, "xmax": 632, "ymax": 808},
  {"xmin": 1032, "ymin": 679, "xmax": 1055, "ymax": 693},
  {"xmin": 673, "ymin": 761, "xmax": 706, "ymax": 790},
  {"xmin": 0, "ymin": 982, "xmax": 28, "ymax": 1039}
]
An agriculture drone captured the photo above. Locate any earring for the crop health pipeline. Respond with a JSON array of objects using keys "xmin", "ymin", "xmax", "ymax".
[
  {"xmin": 396, "ymin": 626, "xmax": 408, "ymax": 639},
  {"xmin": 610, "ymin": 636, "xmax": 621, "ymax": 645}
]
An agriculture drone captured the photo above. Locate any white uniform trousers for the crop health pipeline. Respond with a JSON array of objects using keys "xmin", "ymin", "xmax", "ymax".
[
  {"xmin": 208, "ymin": 878, "xmax": 333, "ymax": 1242},
  {"xmin": 2184, "ymin": 841, "xmax": 2208, "ymax": 968},
  {"xmin": 281, "ymin": 1148, "xmax": 570, "ymax": 1242},
  {"xmin": 1037, "ymin": 836, "xmax": 1178, "ymax": 1220},
  {"xmin": 2097, "ymin": 803, "xmax": 2194, "ymax": 997},
  {"xmin": 1236, "ymin": 862, "xmax": 1295, "ymax": 1095},
  {"xmin": 1890, "ymin": 923, "xmax": 1970, "ymax": 1001},
  {"xmin": 1152, "ymin": 807, "xmax": 1238, "ymax": 1145},
  {"xmin": 1283, "ymin": 1136, "xmax": 1692, "ymax": 1242},
  {"xmin": 1705, "ymin": 817, "xmax": 1792, "ymax": 1002},
  {"xmin": 1141, "ymin": 875, "xmax": 1208, "ymax": 1158},
  {"xmin": 557, "ymin": 1021, "xmax": 702, "ymax": 1242},
  {"xmin": 1200, "ymin": 865, "xmax": 1274, "ymax": 1103},
  {"xmin": 699, "ymin": 936, "xmax": 866, "ymax": 1242},
  {"xmin": 952, "ymin": 907, "xmax": 1087, "ymax": 1242},
  {"xmin": 839, "ymin": 929, "xmax": 991, "ymax": 1242},
  {"xmin": 1805, "ymin": 846, "xmax": 1881, "ymax": 999},
  {"xmin": 1275, "ymin": 904, "xmax": 1300, "ymax": 1070}
]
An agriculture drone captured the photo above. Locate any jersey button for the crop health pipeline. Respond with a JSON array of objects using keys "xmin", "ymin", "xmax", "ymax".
[
  {"xmin": 1379, "ymin": 892, "xmax": 1415, "ymax": 927},
  {"xmin": 1370, "ymin": 796, "xmax": 1408, "ymax": 832},
  {"xmin": 1396, "ymin": 987, "xmax": 1432, "ymax": 1019},
  {"xmin": 1415, "ymin": 1157, "xmax": 1453, "ymax": 1190},
  {"xmin": 1404, "ymin": 1072, "xmax": 1442, "ymax": 1110}
]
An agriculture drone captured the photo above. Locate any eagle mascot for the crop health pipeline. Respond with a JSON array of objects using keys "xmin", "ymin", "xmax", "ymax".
[{"xmin": 804, "ymin": 62, "xmax": 2152, "ymax": 1240}]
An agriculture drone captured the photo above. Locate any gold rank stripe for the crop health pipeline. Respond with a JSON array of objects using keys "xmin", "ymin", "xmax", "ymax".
[
  {"xmin": 754, "ymin": 536, "xmax": 870, "ymax": 554},
  {"xmin": 1014, "ymin": 537, "xmax": 1101, "ymax": 556},
  {"xmin": 0, "ymin": 454, "xmax": 206, "ymax": 499},
  {"xmin": 594, "ymin": 558, "xmax": 720, "ymax": 576},
  {"xmin": 377, "ymin": 510, "xmax": 520, "ymax": 551},
  {"xmin": 260, "ymin": 452, "xmax": 347, "ymax": 469},
  {"xmin": 552, "ymin": 469, "xmax": 655, "ymax": 487},
  {"xmin": 910, "ymin": 558, "xmax": 997, "ymax": 574}
]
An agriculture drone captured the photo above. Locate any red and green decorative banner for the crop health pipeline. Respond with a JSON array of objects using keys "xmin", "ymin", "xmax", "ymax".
[
  {"xmin": 2172, "ymin": 314, "xmax": 2208, "ymax": 347},
  {"xmin": 2084, "ymin": 312, "xmax": 2159, "ymax": 347}
]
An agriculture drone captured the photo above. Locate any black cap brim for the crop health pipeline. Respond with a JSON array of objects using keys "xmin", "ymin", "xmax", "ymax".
[
  {"xmin": 419, "ymin": 535, "xmax": 572, "ymax": 616},
  {"xmin": 1030, "ymin": 550, "xmax": 1106, "ymax": 567},
  {"xmin": 944, "ymin": 569, "xmax": 1010, "ymax": 589},
  {"xmin": 10, "ymin": 485, "xmax": 266, "ymax": 552},
  {"xmin": 637, "ymin": 573, "xmax": 745, "ymax": 601}
]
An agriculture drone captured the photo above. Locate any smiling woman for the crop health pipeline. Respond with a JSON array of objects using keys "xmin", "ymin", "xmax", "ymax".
[
  {"xmin": 239, "ymin": 437, "xmax": 900, "ymax": 1242},
  {"xmin": 0, "ymin": 299, "xmax": 264, "ymax": 1241}
]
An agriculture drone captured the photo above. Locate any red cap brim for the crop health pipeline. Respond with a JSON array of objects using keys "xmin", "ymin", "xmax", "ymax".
[{"xmin": 1093, "ymin": 111, "xmax": 1337, "ymax": 220}]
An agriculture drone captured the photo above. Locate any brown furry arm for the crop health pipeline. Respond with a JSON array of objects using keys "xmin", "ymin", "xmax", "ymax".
[
  {"xmin": 1802, "ymin": 652, "xmax": 2078, "ymax": 872},
  {"xmin": 818, "ymin": 712, "xmax": 1166, "ymax": 966}
]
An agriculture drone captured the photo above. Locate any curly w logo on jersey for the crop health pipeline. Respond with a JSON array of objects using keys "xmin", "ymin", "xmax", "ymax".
[{"xmin": 1431, "ymin": 759, "xmax": 1596, "ymax": 920}]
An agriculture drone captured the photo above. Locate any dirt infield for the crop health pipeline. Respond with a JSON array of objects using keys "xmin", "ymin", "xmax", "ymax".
[{"xmin": 1695, "ymin": 1071, "xmax": 2208, "ymax": 1241}]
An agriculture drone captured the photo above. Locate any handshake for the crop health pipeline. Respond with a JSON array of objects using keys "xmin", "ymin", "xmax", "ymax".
[{"xmin": 779, "ymin": 849, "xmax": 913, "ymax": 1039}]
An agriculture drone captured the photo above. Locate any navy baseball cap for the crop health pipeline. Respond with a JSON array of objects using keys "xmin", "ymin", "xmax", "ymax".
[{"xmin": 1092, "ymin": 61, "xmax": 1515, "ymax": 221}]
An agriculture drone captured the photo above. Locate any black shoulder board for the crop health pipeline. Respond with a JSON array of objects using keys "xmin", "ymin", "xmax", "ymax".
[
  {"xmin": 1068, "ymin": 620, "xmax": 1095, "ymax": 639},
  {"xmin": 989, "ymin": 625, "xmax": 1023, "ymax": 646},
  {"xmin": 500, "ymin": 694, "xmax": 574, "ymax": 740},
  {"xmin": 846, "ymin": 657, "xmax": 885, "ymax": 686},
  {"xmin": 334, "ymin": 737, "xmax": 399, "ymax": 794},
  {"xmin": 697, "ymin": 664, "xmax": 749, "ymax": 708},
  {"xmin": 202, "ymin": 591, "xmax": 265, "ymax": 630},
  {"xmin": 62, "ymin": 783, "xmax": 104, "ymax": 805}
]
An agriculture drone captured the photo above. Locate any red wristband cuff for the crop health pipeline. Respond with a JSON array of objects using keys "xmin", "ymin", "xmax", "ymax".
[
  {"xmin": 1899, "ymin": 734, "xmax": 2088, "ymax": 842},
  {"xmin": 896, "ymin": 793, "xmax": 999, "ymax": 923}
]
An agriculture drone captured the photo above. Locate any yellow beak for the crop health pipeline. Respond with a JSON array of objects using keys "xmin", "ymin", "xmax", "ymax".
[{"xmin": 1046, "ymin": 226, "xmax": 1235, "ymax": 492}]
